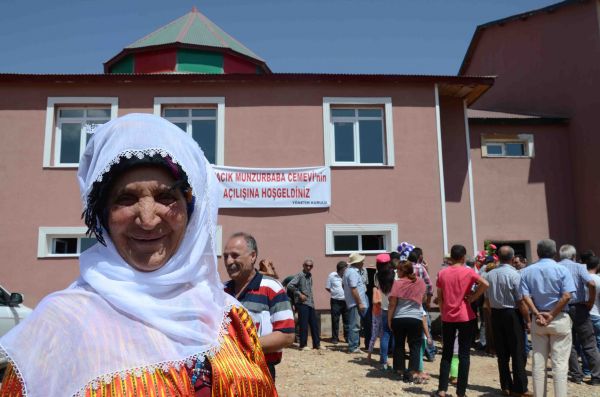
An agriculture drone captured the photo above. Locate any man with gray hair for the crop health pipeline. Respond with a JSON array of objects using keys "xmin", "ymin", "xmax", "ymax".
[
  {"xmin": 287, "ymin": 259, "xmax": 322, "ymax": 350},
  {"xmin": 520, "ymin": 239, "xmax": 576, "ymax": 397},
  {"xmin": 483, "ymin": 245, "xmax": 531, "ymax": 397},
  {"xmin": 223, "ymin": 232, "xmax": 295, "ymax": 379},
  {"xmin": 558, "ymin": 244, "xmax": 600, "ymax": 385}
]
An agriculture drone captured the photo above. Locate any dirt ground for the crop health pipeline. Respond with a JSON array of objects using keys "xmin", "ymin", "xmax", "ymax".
[{"xmin": 276, "ymin": 338, "xmax": 597, "ymax": 397}]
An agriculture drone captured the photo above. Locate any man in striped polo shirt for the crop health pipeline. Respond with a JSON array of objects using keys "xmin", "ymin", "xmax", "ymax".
[{"xmin": 223, "ymin": 232, "xmax": 295, "ymax": 380}]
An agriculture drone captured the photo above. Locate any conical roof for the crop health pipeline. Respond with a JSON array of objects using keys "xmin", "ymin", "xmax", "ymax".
[
  {"xmin": 127, "ymin": 7, "xmax": 263, "ymax": 62},
  {"xmin": 104, "ymin": 7, "xmax": 270, "ymax": 74}
]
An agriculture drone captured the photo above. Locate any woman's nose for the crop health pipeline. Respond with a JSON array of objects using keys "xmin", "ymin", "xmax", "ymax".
[{"xmin": 136, "ymin": 199, "xmax": 161, "ymax": 229}]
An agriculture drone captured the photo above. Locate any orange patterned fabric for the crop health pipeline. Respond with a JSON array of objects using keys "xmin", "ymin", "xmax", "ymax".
[
  {"xmin": 0, "ymin": 306, "xmax": 277, "ymax": 397},
  {"xmin": 0, "ymin": 365, "xmax": 21, "ymax": 397}
]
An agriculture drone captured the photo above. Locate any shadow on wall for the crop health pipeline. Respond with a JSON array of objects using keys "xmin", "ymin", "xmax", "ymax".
[
  {"xmin": 525, "ymin": 124, "xmax": 577, "ymax": 247},
  {"xmin": 467, "ymin": 120, "xmax": 576, "ymax": 247},
  {"xmin": 440, "ymin": 97, "xmax": 469, "ymax": 203}
]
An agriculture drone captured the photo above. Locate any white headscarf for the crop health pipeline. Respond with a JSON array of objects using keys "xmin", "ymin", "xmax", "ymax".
[{"xmin": 0, "ymin": 114, "xmax": 232, "ymax": 396}]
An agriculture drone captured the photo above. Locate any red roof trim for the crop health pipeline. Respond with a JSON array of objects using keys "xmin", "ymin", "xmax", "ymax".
[{"xmin": 0, "ymin": 72, "xmax": 493, "ymax": 85}]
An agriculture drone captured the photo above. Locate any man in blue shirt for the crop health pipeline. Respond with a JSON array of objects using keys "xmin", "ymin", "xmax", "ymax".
[
  {"xmin": 521, "ymin": 239, "xmax": 575, "ymax": 397},
  {"xmin": 343, "ymin": 252, "xmax": 369, "ymax": 353},
  {"xmin": 558, "ymin": 244, "xmax": 600, "ymax": 385},
  {"xmin": 484, "ymin": 246, "xmax": 530, "ymax": 397}
]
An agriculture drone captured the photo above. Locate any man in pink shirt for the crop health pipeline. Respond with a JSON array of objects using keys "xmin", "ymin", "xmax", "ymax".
[{"xmin": 434, "ymin": 244, "xmax": 489, "ymax": 397}]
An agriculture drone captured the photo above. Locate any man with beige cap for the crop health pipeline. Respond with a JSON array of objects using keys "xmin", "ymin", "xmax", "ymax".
[{"xmin": 343, "ymin": 252, "xmax": 369, "ymax": 353}]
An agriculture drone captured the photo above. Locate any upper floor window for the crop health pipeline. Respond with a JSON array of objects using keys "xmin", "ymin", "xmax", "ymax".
[
  {"xmin": 481, "ymin": 133, "xmax": 534, "ymax": 158},
  {"xmin": 323, "ymin": 97, "xmax": 394, "ymax": 167},
  {"xmin": 154, "ymin": 97, "xmax": 225, "ymax": 165},
  {"xmin": 162, "ymin": 108, "xmax": 218, "ymax": 164},
  {"xmin": 56, "ymin": 108, "xmax": 110, "ymax": 165},
  {"xmin": 43, "ymin": 97, "xmax": 118, "ymax": 168}
]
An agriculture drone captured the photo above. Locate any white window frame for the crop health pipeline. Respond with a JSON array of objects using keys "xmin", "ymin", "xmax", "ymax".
[
  {"xmin": 215, "ymin": 225, "xmax": 223, "ymax": 257},
  {"xmin": 481, "ymin": 133, "xmax": 534, "ymax": 158},
  {"xmin": 43, "ymin": 97, "xmax": 118, "ymax": 168},
  {"xmin": 54, "ymin": 108, "xmax": 111, "ymax": 167},
  {"xmin": 37, "ymin": 225, "xmax": 221, "ymax": 258},
  {"xmin": 37, "ymin": 227, "xmax": 95, "ymax": 258},
  {"xmin": 323, "ymin": 97, "xmax": 394, "ymax": 167},
  {"xmin": 154, "ymin": 97, "xmax": 225, "ymax": 165},
  {"xmin": 325, "ymin": 224, "xmax": 398, "ymax": 255},
  {"xmin": 488, "ymin": 239, "xmax": 532, "ymax": 262}
]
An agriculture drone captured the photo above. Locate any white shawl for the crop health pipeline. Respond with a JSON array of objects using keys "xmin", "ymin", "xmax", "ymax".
[{"xmin": 0, "ymin": 114, "xmax": 231, "ymax": 396}]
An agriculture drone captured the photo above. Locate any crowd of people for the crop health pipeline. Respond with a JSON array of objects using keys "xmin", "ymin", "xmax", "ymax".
[
  {"xmin": 276, "ymin": 239, "xmax": 600, "ymax": 397},
  {"xmin": 218, "ymin": 233, "xmax": 600, "ymax": 397}
]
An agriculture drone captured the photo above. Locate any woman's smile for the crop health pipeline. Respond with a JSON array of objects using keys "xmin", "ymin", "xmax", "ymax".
[{"xmin": 107, "ymin": 166, "xmax": 188, "ymax": 272}]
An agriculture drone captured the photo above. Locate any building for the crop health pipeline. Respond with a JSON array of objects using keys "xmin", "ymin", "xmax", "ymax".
[
  {"xmin": 1, "ymin": 1, "xmax": 596, "ymax": 309},
  {"xmin": 460, "ymin": 0, "xmax": 598, "ymax": 255}
]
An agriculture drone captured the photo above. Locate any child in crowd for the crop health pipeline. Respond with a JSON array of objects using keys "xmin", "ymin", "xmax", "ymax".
[{"xmin": 367, "ymin": 284, "xmax": 383, "ymax": 361}]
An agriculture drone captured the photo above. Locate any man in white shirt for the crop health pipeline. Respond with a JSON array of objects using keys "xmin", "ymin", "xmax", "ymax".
[
  {"xmin": 586, "ymin": 256, "xmax": 600, "ymax": 352},
  {"xmin": 326, "ymin": 261, "xmax": 348, "ymax": 344}
]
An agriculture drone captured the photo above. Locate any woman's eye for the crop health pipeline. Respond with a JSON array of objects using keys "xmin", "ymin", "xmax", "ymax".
[
  {"xmin": 114, "ymin": 194, "xmax": 137, "ymax": 206},
  {"xmin": 156, "ymin": 193, "xmax": 177, "ymax": 205}
]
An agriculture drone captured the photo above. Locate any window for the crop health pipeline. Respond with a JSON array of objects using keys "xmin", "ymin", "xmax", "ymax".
[
  {"xmin": 154, "ymin": 97, "xmax": 225, "ymax": 165},
  {"xmin": 162, "ymin": 108, "xmax": 218, "ymax": 164},
  {"xmin": 325, "ymin": 224, "xmax": 398, "ymax": 255},
  {"xmin": 323, "ymin": 97, "xmax": 394, "ymax": 166},
  {"xmin": 489, "ymin": 240, "xmax": 530, "ymax": 262},
  {"xmin": 38, "ymin": 227, "xmax": 96, "ymax": 258},
  {"xmin": 43, "ymin": 97, "xmax": 118, "ymax": 167},
  {"xmin": 55, "ymin": 108, "xmax": 110, "ymax": 165},
  {"xmin": 481, "ymin": 133, "xmax": 534, "ymax": 158}
]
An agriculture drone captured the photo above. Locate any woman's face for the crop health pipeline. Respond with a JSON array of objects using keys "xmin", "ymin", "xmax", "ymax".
[{"xmin": 107, "ymin": 165, "xmax": 188, "ymax": 272}]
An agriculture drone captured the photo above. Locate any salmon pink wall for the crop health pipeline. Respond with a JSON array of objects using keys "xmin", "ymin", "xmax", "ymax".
[
  {"xmin": 0, "ymin": 80, "xmax": 449, "ymax": 308},
  {"xmin": 469, "ymin": 123, "xmax": 575, "ymax": 259}
]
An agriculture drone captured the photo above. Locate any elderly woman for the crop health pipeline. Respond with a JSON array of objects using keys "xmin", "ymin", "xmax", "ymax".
[{"xmin": 0, "ymin": 114, "xmax": 276, "ymax": 396}]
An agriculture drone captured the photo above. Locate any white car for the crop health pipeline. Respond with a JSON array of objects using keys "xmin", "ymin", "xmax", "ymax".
[{"xmin": 0, "ymin": 285, "xmax": 32, "ymax": 368}]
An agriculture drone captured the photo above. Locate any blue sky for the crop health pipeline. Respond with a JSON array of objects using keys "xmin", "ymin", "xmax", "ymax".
[{"xmin": 1, "ymin": 0, "xmax": 560, "ymax": 75}]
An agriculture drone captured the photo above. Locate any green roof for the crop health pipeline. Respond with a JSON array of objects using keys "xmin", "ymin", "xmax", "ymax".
[{"xmin": 127, "ymin": 7, "xmax": 263, "ymax": 62}]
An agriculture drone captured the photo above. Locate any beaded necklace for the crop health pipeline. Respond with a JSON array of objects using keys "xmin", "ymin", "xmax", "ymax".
[{"xmin": 191, "ymin": 358, "xmax": 212, "ymax": 388}]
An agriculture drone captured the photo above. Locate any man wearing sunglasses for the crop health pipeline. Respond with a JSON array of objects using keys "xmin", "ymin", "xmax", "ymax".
[{"xmin": 287, "ymin": 259, "xmax": 322, "ymax": 350}]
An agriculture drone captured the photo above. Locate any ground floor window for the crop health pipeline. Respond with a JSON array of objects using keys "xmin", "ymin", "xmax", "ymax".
[
  {"xmin": 489, "ymin": 240, "xmax": 530, "ymax": 261},
  {"xmin": 325, "ymin": 224, "xmax": 398, "ymax": 255},
  {"xmin": 38, "ymin": 227, "xmax": 96, "ymax": 258}
]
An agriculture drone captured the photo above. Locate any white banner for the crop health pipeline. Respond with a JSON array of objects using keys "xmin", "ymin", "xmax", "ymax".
[{"xmin": 213, "ymin": 166, "xmax": 331, "ymax": 208}]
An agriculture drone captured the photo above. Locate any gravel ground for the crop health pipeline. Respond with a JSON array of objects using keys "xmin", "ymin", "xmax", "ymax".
[{"xmin": 276, "ymin": 338, "xmax": 598, "ymax": 397}]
